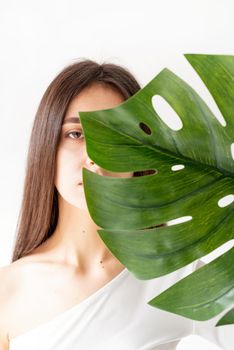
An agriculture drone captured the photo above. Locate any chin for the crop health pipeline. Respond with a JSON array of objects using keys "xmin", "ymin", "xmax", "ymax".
[{"xmin": 71, "ymin": 198, "xmax": 89, "ymax": 211}]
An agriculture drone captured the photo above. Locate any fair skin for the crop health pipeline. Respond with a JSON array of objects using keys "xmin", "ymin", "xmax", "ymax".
[
  {"xmin": 0, "ymin": 82, "xmax": 133, "ymax": 347},
  {"xmin": 33, "ymin": 81, "xmax": 133, "ymax": 274}
]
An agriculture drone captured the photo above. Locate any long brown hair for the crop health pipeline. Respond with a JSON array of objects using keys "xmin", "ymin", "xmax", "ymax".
[{"xmin": 11, "ymin": 59, "xmax": 164, "ymax": 263}]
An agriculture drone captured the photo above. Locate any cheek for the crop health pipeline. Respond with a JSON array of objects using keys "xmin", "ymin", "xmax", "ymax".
[{"xmin": 54, "ymin": 148, "xmax": 80, "ymax": 186}]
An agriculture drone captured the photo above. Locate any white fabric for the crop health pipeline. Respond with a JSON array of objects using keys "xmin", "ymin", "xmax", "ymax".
[{"xmin": 9, "ymin": 260, "xmax": 233, "ymax": 350}]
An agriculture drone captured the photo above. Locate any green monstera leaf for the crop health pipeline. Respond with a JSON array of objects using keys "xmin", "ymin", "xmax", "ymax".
[
  {"xmin": 216, "ymin": 307, "xmax": 234, "ymax": 326},
  {"xmin": 79, "ymin": 54, "xmax": 234, "ymax": 325}
]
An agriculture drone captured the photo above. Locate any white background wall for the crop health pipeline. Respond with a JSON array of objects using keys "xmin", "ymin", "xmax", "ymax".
[{"xmin": 0, "ymin": 1, "xmax": 233, "ymax": 349}]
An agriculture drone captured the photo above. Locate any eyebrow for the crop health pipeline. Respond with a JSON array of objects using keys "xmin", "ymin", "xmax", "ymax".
[{"xmin": 62, "ymin": 117, "xmax": 81, "ymax": 125}]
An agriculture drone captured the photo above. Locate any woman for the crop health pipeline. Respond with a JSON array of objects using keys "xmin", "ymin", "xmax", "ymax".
[{"xmin": 0, "ymin": 60, "xmax": 232, "ymax": 349}]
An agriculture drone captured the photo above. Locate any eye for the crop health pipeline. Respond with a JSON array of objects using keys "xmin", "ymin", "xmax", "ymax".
[{"xmin": 65, "ymin": 131, "xmax": 84, "ymax": 140}]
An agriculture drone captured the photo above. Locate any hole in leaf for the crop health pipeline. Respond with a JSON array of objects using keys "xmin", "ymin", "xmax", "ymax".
[
  {"xmin": 133, "ymin": 169, "xmax": 157, "ymax": 177},
  {"xmin": 139, "ymin": 122, "xmax": 152, "ymax": 135},
  {"xmin": 203, "ymin": 95, "xmax": 227, "ymax": 127},
  {"xmin": 231, "ymin": 143, "xmax": 234, "ymax": 161},
  {"xmin": 152, "ymin": 94, "xmax": 183, "ymax": 131},
  {"xmin": 167, "ymin": 216, "xmax": 192, "ymax": 226},
  {"xmin": 214, "ymin": 113, "xmax": 226, "ymax": 127},
  {"xmin": 171, "ymin": 164, "xmax": 185, "ymax": 171},
  {"xmin": 218, "ymin": 194, "xmax": 234, "ymax": 208},
  {"xmin": 144, "ymin": 222, "xmax": 167, "ymax": 229}
]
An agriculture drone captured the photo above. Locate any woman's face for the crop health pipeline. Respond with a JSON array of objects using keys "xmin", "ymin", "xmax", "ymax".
[{"xmin": 54, "ymin": 82, "xmax": 134, "ymax": 210}]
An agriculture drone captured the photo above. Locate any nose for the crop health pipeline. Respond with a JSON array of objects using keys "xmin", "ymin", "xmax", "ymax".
[{"xmin": 84, "ymin": 155, "xmax": 99, "ymax": 173}]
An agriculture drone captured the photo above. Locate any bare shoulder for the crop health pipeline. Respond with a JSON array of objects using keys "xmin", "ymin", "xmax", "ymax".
[
  {"xmin": 0, "ymin": 263, "xmax": 20, "ymax": 349},
  {"xmin": 0, "ymin": 259, "xmax": 27, "ymax": 293},
  {"xmin": 0, "ymin": 263, "xmax": 19, "ymax": 313},
  {"xmin": 0, "ymin": 256, "xmax": 50, "ymax": 300},
  {"xmin": 0, "ymin": 259, "xmax": 36, "ymax": 325},
  {"xmin": 0, "ymin": 258, "xmax": 41, "ymax": 346}
]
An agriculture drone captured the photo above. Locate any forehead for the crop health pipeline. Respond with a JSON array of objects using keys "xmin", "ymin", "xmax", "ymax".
[
  {"xmin": 63, "ymin": 83, "xmax": 125, "ymax": 124},
  {"xmin": 62, "ymin": 117, "xmax": 80, "ymax": 125}
]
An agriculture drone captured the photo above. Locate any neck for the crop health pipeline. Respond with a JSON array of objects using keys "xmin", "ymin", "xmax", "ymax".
[{"xmin": 39, "ymin": 194, "xmax": 116, "ymax": 273}]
